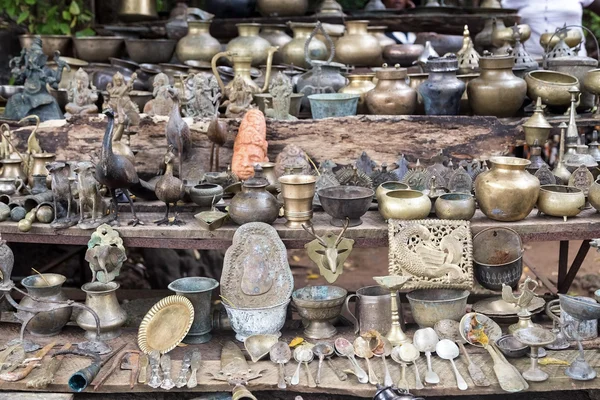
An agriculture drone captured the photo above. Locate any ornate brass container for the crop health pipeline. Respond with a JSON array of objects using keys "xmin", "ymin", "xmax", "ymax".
[
  {"xmin": 522, "ymin": 97, "xmax": 552, "ymax": 146},
  {"xmin": 278, "ymin": 174, "xmax": 317, "ymax": 228},
  {"xmin": 475, "ymin": 157, "xmax": 540, "ymax": 221},
  {"xmin": 282, "ymin": 22, "xmax": 328, "ymax": 69},
  {"xmin": 537, "ymin": 185, "xmax": 585, "ymax": 221},
  {"xmin": 525, "ymin": 70, "xmax": 579, "ymax": 108},
  {"xmin": 257, "ymin": 0, "xmax": 308, "ymax": 16},
  {"xmin": 467, "ymin": 54, "xmax": 526, "ymax": 117},
  {"xmin": 336, "ymin": 20, "xmax": 382, "ymax": 67},
  {"xmin": 338, "ymin": 74, "xmax": 375, "ymax": 114},
  {"xmin": 227, "ymin": 23, "xmax": 274, "ymax": 66},
  {"xmin": 366, "ymin": 66, "xmax": 417, "ymax": 115},
  {"xmin": 76, "ymin": 281, "xmax": 127, "ymax": 341},
  {"xmin": 378, "ymin": 189, "xmax": 431, "ymax": 220},
  {"xmin": 176, "ymin": 21, "xmax": 221, "ymax": 64},
  {"xmin": 260, "ymin": 25, "xmax": 292, "ymax": 65}
]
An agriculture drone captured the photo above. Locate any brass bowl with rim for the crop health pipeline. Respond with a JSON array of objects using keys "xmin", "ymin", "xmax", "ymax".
[
  {"xmin": 378, "ymin": 189, "xmax": 431, "ymax": 220},
  {"xmin": 125, "ymin": 39, "xmax": 177, "ymax": 64},
  {"xmin": 525, "ymin": 70, "xmax": 579, "ymax": 107},
  {"xmin": 537, "ymin": 184, "xmax": 585, "ymax": 220},
  {"xmin": 434, "ymin": 193, "xmax": 476, "ymax": 220},
  {"xmin": 375, "ymin": 181, "xmax": 409, "ymax": 203},
  {"xmin": 292, "ymin": 285, "xmax": 348, "ymax": 339}
]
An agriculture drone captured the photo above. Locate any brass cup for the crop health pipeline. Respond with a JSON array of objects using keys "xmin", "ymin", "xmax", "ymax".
[{"xmin": 278, "ymin": 174, "xmax": 317, "ymax": 228}]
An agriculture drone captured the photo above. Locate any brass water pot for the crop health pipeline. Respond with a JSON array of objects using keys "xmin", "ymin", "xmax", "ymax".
[
  {"xmin": 282, "ymin": 22, "xmax": 328, "ymax": 69},
  {"xmin": 227, "ymin": 23, "xmax": 274, "ymax": 66},
  {"xmin": 336, "ymin": 20, "xmax": 382, "ymax": 67},
  {"xmin": 260, "ymin": 24, "xmax": 292, "ymax": 65},
  {"xmin": 278, "ymin": 174, "xmax": 317, "ymax": 228},
  {"xmin": 475, "ymin": 157, "xmax": 540, "ymax": 222},
  {"xmin": 212, "ymin": 49, "xmax": 277, "ymax": 94},
  {"xmin": 467, "ymin": 54, "xmax": 526, "ymax": 117},
  {"xmin": 339, "ymin": 74, "xmax": 376, "ymax": 114},
  {"xmin": 366, "ymin": 66, "xmax": 417, "ymax": 115},
  {"xmin": 176, "ymin": 20, "xmax": 221, "ymax": 64},
  {"xmin": 76, "ymin": 281, "xmax": 127, "ymax": 341},
  {"xmin": 28, "ymin": 153, "xmax": 56, "ymax": 186}
]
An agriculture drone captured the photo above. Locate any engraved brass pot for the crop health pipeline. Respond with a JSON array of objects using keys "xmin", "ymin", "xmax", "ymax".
[
  {"xmin": 474, "ymin": 157, "xmax": 540, "ymax": 222},
  {"xmin": 378, "ymin": 189, "xmax": 431, "ymax": 220},
  {"xmin": 467, "ymin": 54, "xmax": 526, "ymax": 117},
  {"xmin": 537, "ymin": 185, "xmax": 585, "ymax": 219},
  {"xmin": 338, "ymin": 74, "xmax": 376, "ymax": 114},
  {"xmin": 176, "ymin": 20, "xmax": 221, "ymax": 64},
  {"xmin": 548, "ymin": 57, "xmax": 598, "ymax": 111},
  {"xmin": 278, "ymin": 174, "xmax": 317, "ymax": 228},
  {"xmin": 336, "ymin": 20, "xmax": 382, "ymax": 67},
  {"xmin": 227, "ymin": 23, "xmax": 274, "ymax": 66},
  {"xmin": 525, "ymin": 70, "xmax": 579, "ymax": 107},
  {"xmin": 366, "ymin": 67, "xmax": 417, "ymax": 115},
  {"xmin": 375, "ymin": 181, "xmax": 409, "ymax": 203},
  {"xmin": 282, "ymin": 22, "xmax": 328, "ymax": 69},
  {"xmin": 434, "ymin": 193, "xmax": 476, "ymax": 220},
  {"xmin": 257, "ymin": 0, "xmax": 309, "ymax": 16},
  {"xmin": 76, "ymin": 281, "xmax": 127, "ymax": 341}
]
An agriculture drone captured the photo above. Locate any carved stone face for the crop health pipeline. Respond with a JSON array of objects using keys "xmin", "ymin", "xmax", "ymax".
[
  {"xmin": 232, "ymin": 110, "xmax": 268, "ymax": 181},
  {"xmin": 232, "ymin": 144, "xmax": 268, "ymax": 181}
]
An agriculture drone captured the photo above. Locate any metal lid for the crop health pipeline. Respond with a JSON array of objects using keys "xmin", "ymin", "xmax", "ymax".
[
  {"xmin": 427, "ymin": 55, "xmax": 459, "ymax": 72},
  {"xmin": 376, "ymin": 65, "xmax": 407, "ymax": 80},
  {"xmin": 479, "ymin": 53, "xmax": 515, "ymax": 69}
]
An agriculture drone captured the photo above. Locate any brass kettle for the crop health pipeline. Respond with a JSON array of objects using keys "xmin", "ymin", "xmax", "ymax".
[{"xmin": 211, "ymin": 48, "xmax": 278, "ymax": 94}]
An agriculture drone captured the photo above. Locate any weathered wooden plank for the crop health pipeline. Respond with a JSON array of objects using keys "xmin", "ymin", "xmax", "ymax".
[{"xmin": 0, "ymin": 394, "xmax": 73, "ymax": 400}]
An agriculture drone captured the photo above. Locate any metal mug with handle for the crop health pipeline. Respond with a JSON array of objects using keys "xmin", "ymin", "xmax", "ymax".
[{"xmin": 344, "ymin": 285, "xmax": 392, "ymax": 335}]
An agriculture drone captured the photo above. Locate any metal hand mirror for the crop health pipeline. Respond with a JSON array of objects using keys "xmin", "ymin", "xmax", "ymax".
[
  {"xmin": 372, "ymin": 336, "xmax": 393, "ymax": 387},
  {"xmin": 354, "ymin": 336, "xmax": 379, "ymax": 385},
  {"xmin": 413, "ymin": 327, "xmax": 440, "ymax": 384},
  {"xmin": 270, "ymin": 341, "xmax": 291, "ymax": 389},
  {"xmin": 513, "ymin": 327, "xmax": 556, "ymax": 382},
  {"xmin": 334, "ymin": 338, "xmax": 368, "ymax": 383},
  {"xmin": 313, "ymin": 343, "xmax": 347, "ymax": 383},
  {"xmin": 436, "ymin": 339, "xmax": 468, "ymax": 390},
  {"xmin": 396, "ymin": 343, "xmax": 424, "ymax": 390}
]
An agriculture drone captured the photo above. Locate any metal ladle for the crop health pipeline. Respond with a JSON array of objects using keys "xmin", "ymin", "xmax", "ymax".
[
  {"xmin": 436, "ymin": 339, "xmax": 468, "ymax": 390},
  {"xmin": 313, "ymin": 343, "xmax": 347, "ymax": 384},
  {"xmin": 372, "ymin": 337, "xmax": 394, "ymax": 387},
  {"xmin": 270, "ymin": 341, "xmax": 291, "ymax": 389},
  {"xmin": 354, "ymin": 336, "xmax": 379, "ymax": 385},
  {"xmin": 413, "ymin": 327, "xmax": 440, "ymax": 384},
  {"xmin": 396, "ymin": 343, "xmax": 424, "ymax": 390},
  {"xmin": 334, "ymin": 338, "xmax": 368, "ymax": 384}
]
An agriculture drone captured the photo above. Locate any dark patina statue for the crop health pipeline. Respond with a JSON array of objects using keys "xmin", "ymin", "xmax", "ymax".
[{"xmin": 5, "ymin": 36, "xmax": 69, "ymax": 121}]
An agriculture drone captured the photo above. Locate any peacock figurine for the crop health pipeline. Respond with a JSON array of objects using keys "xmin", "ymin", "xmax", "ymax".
[
  {"xmin": 165, "ymin": 87, "xmax": 191, "ymax": 178},
  {"xmin": 154, "ymin": 145, "xmax": 185, "ymax": 226}
]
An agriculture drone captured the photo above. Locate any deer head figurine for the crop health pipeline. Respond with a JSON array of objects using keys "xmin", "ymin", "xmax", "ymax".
[{"xmin": 303, "ymin": 219, "xmax": 354, "ymax": 283}]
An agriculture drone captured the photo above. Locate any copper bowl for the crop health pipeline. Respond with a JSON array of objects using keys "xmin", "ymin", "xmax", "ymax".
[
  {"xmin": 525, "ymin": 70, "xmax": 579, "ymax": 107},
  {"xmin": 73, "ymin": 37, "xmax": 124, "ymax": 62},
  {"xmin": 125, "ymin": 39, "xmax": 177, "ymax": 64},
  {"xmin": 383, "ymin": 44, "xmax": 425, "ymax": 67}
]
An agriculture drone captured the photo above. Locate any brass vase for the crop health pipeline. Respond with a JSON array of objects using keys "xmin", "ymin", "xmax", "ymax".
[
  {"xmin": 257, "ymin": 0, "xmax": 309, "ymax": 16},
  {"xmin": 260, "ymin": 24, "xmax": 292, "ymax": 65},
  {"xmin": 335, "ymin": 20, "xmax": 382, "ymax": 67},
  {"xmin": 279, "ymin": 174, "xmax": 317, "ymax": 228},
  {"xmin": 229, "ymin": 167, "xmax": 281, "ymax": 225},
  {"xmin": 227, "ymin": 23, "xmax": 273, "ymax": 66},
  {"xmin": 366, "ymin": 66, "xmax": 417, "ymax": 115},
  {"xmin": 28, "ymin": 153, "xmax": 56, "ymax": 186},
  {"xmin": 467, "ymin": 54, "xmax": 526, "ymax": 117},
  {"xmin": 475, "ymin": 157, "xmax": 540, "ymax": 222},
  {"xmin": 282, "ymin": 22, "xmax": 328, "ymax": 69},
  {"xmin": 76, "ymin": 281, "xmax": 127, "ymax": 341},
  {"xmin": 1, "ymin": 158, "xmax": 27, "ymax": 183},
  {"xmin": 176, "ymin": 20, "xmax": 221, "ymax": 64},
  {"xmin": 339, "ymin": 74, "xmax": 376, "ymax": 114}
]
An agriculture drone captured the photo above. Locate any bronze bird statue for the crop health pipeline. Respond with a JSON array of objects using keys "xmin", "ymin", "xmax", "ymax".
[
  {"xmin": 96, "ymin": 108, "xmax": 142, "ymax": 226},
  {"xmin": 154, "ymin": 146, "xmax": 185, "ymax": 226},
  {"xmin": 207, "ymin": 114, "xmax": 228, "ymax": 172},
  {"xmin": 166, "ymin": 87, "xmax": 191, "ymax": 178}
]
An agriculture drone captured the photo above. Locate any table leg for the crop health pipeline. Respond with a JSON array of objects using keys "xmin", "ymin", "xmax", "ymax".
[
  {"xmin": 558, "ymin": 240, "xmax": 591, "ymax": 294},
  {"xmin": 558, "ymin": 241, "xmax": 569, "ymax": 288}
]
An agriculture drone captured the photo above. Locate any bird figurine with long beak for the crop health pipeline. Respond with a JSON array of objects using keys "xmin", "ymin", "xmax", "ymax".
[
  {"xmin": 154, "ymin": 145, "xmax": 185, "ymax": 226},
  {"xmin": 166, "ymin": 87, "xmax": 191, "ymax": 178}
]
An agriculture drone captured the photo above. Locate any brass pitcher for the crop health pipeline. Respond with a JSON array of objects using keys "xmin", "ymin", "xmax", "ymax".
[
  {"xmin": 76, "ymin": 281, "xmax": 127, "ymax": 341},
  {"xmin": 212, "ymin": 48, "xmax": 278, "ymax": 94},
  {"xmin": 28, "ymin": 153, "xmax": 56, "ymax": 186},
  {"xmin": 344, "ymin": 285, "xmax": 392, "ymax": 335},
  {"xmin": 1, "ymin": 158, "xmax": 27, "ymax": 183}
]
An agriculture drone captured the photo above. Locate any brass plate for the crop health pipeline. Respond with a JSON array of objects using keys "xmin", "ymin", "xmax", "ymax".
[
  {"xmin": 137, "ymin": 295, "xmax": 194, "ymax": 354},
  {"xmin": 472, "ymin": 295, "xmax": 545, "ymax": 317}
]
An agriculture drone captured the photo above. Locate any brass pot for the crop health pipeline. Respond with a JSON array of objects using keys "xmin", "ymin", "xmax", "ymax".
[
  {"xmin": 378, "ymin": 189, "xmax": 431, "ymax": 220},
  {"xmin": 474, "ymin": 18, "xmax": 502, "ymax": 53},
  {"xmin": 28, "ymin": 153, "xmax": 56, "ymax": 186},
  {"xmin": 281, "ymin": 22, "xmax": 328, "ymax": 69},
  {"xmin": 257, "ymin": 0, "xmax": 309, "ymax": 16},
  {"xmin": 366, "ymin": 66, "xmax": 417, "ymax": 115},
  {"xmin": 467, "ymin": 54, "xmax": 526, "ymax": 117},
  {"xmin": 475, "ymin": 157, "xmax": 540, "ymax": 222},
  {"xmin": 368, "ymin": 26, "xmax": 396, "ymax": 49},
  {"xmin": 336, "ymin": 20, "xmax": 382, "ymax": 67},
  {"xmin": 227, "ymin": 23, "xmax": 274, "ymax": 66},
  {"xmin": 589, "ymin": 178, "xmax": 600, "ymax": 212},
  {"xmin": 548, "ymin": 57, "xmax": 598, "ymax": 111},
  {"xmin": 537, "ymin": 185, "xmax": 585, "ymax": 220},
  {"xmin": 339, "ymin": 74, "xmax": 376, "ymax": 114},
  {"xmin": 176, "ymin": 20, "xmax": 221, "ymax": 64},
  {"xmin": 278, "ymin": 174, "xmax": 317, "ymax": 228},
  {"xmin": 434, "ymin": 193, "xmax": 476, "ymax": 220},
  {"xmin": 491, "ymin": 23, "xmax": 531, "ymax": 48},
  {"xmin": 1, "ymin": 159, "xmax": 27, "ymax": 183},
  {"xmin": 118, "ymin": 0, "xmax": 158, "ymax": 21},
  {"xmin": 525, "ymin": 70, "xmax": 579, "ymax": 107},
  {"xmin": 540, "ymin": 29, "xmax": 583, "ymax": 51},
  {"xmin": 76, "ymin": 281, "xmax": 127, "ymax": 341},
  {"xmin": 375, "ymin": 181, "xmax": 409, "ymax": 203},
  {"xmin": 260, "ymin": 24, "xmax": 292, "ymax": 65},
  {"xmin": 19, "ymin": 34, "xmax": 71, "ymax": 57},
  {"xmin": 229, "ymin": 171, "xmax": 281, "ymax": 225}
]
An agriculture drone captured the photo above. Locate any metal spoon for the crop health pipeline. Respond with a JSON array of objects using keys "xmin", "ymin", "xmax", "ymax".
[
  {"xmin": 297, "ymin": 347, "xmax": 316, "ymax": 388},
  {"xmin": 396, "ymin": 343, "xmax": 424, "ymax": 390},
  {"xmin": 353, "ymin": 337, "xmax": 379, "ymax": 385},
  {"xmin": 291, "ymin": 346, "xmax": 306, "ymax": 386},
  {"xmin": 372, "ymin": 337, "xmax": 394, "ymax": 387},
  {"xmin": 270, "ymin": 341, "xmax": 291, "ymax": 389},
  {"xmin": 313, "ymin": 343, "xmax": 346, "ymax": 383},
  {"xmin": 413, "ymin": 327, "xmax": 440, "ymax": 384},
  {"xmin": 334, "ymin": 338, "xmax": 368, "ymax": 384},
  {"xmin": 436, "ymin": 339, "xmax": 468, "ymax": 390}
]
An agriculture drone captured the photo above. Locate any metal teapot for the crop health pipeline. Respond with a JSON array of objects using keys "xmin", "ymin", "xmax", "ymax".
[{"xmin": 211, "ymin": 48, "xmax": 278, "ymax": 94}]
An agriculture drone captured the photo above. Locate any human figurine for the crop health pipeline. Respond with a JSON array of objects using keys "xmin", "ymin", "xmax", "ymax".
[
  {"xmin": 5, "ymin": 36, "xmax": 69, "ymax": 121},
  {"xmin": 104, "ymin": 72, "xmax": 140, "ymax": 149},
  {"xmin": 232, "ymin": 109, "xmax": 269, "ymax": 180},
  {"xmin": 65, "ymin": 68, "xmax": 98, "ymax": 118},
  {"xmin": 265, "ymin": 72, "xmax": 297, "ymax": 121},
  {"xmin": 143, "ymin": 72, "xmax": 173, "ymax": 116},
  {"xmin": 222, "ymin": 75, "xmax": 255, "ymax": 119},
  {"xmin": 183, "ymin": 74, "xmax": 221, "ymax": 119}
]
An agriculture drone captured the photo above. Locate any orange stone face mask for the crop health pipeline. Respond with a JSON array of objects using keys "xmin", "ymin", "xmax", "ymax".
[{"xmin": 232, "ymin": 109, "xmax": 269, "ymax": 180}]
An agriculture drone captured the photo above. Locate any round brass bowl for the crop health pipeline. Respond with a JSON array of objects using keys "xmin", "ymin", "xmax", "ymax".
[
  {"xmin": 188, "ymin": 183, "xmax": 224, "ymax": 208},
  {"xmin": 378, "ymin": 189, "xmax": 431, "ymax": 220},
  {"xmin": 375, "ymin": 181, "xmax": 409, "ymax": 203},
  {"xmin": 495, "ymin": 334, "xmax": 528, "ymax": 358},
  {"xmin": 383, "ymin": 44, "xmax": 425, "ymax": 67},
  {"xmin": 537, "ymin": 184, "xmax": 585, "ymax": 220},
  {"xmin": 473, "ymin": 227, "xmax": 523, "ymax": 291},
  {"xmin": 434, "ymin": 193, "xmax": 476, "ymax": 220},
  {"xmin": 406, "ymin": 289, "xmax": 469, "ymax": 328},
  {"xmin": 125, "ymin": 39, "xmax": 177, "ymax": 64},
  {"xmin": 589, "ymin": 178, "xmax": 600, "ymax": 212},
  {"xmin": 540, "ymin": 29, "xmax": 583, "ymax": 50},
  {"xmin": 584, "ymin": 68, "xmax": 600, "ymax": 95},
  {"xmin": 317, "ymin": 185, "xmax": 374, "ymax": 227},
  {"xmin": 292, "ymin": 285, "xmax": 347, "ymax": 339},
  {"xmin": 73, "ymin": 36, "xmax": 124, "ymax": 62},
  {"xmin": 525, "ymin": 70, "xmax": 579, "ymax": 107}
]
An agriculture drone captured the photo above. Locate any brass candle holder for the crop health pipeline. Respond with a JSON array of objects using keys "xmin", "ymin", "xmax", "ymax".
[{"xmin": 374, "ymin": 276, "xmax": 412, "ymax": 345}]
